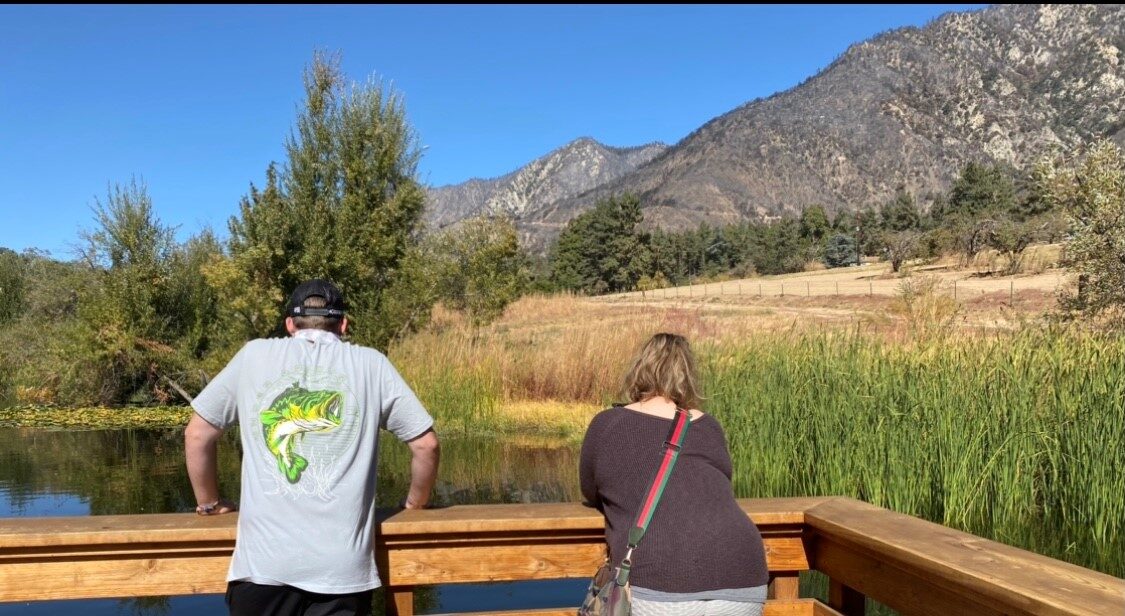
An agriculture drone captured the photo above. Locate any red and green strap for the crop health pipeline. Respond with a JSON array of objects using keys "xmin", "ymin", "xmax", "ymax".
[{"xmin": 626, "ymin": 407, "xmax": 691, "ymax": 549}]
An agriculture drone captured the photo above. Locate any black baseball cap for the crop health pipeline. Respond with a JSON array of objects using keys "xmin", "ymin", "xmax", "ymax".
[{"xmin": 286, "ymin": 279, "xmax": 347, "ymax": 318}]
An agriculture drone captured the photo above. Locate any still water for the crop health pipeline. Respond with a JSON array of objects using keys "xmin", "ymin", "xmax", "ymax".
[{"xmin": 0, "ymin": 428, "xmax": 590, "ymax": 614}]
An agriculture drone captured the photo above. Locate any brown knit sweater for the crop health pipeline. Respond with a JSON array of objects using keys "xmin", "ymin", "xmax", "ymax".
[{"xmin": 579, "ymin": 406, "xmax": 768, "ymax": 593}]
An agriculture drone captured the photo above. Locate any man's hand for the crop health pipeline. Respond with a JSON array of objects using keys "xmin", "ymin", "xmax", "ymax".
[
  {"xmin": 398, "ymin": 496, "xmax": 428, "ymax": 510},
  {"xmin": 404, "ymin": 429, "xmax": 440, "ymax": 510}
]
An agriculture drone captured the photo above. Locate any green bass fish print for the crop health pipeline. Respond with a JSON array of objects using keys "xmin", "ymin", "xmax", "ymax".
[{"xmin": 259, "ymin": 383, "xmax": 343, "ymax": 483}]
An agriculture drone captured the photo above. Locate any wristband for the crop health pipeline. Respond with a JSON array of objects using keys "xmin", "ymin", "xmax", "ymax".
[{"xmin": 196, "ymin": 500, "xmax": 225, "ymax": 515}]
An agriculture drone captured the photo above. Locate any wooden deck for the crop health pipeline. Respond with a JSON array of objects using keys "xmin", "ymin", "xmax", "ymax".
[{"xmin": 0, "ymin": 497, "xmax": 1120, "ymax": 615}]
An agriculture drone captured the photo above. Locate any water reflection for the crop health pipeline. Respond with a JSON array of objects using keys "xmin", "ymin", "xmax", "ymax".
[
  {"xmin": 0, "ymin": 428, "xmax": 587, "ymax": 614},
  {"xmin": 0, "ymin": 428, "xmax": 242, "ymax": 517}
]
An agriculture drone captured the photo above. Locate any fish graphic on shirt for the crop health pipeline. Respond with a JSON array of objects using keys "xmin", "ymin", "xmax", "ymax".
[{"xmin": 259, "ymin": 383, "xmax": 343, "ymax": 483}]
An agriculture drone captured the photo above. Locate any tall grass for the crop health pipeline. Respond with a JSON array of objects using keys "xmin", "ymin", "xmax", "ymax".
[
  {"xmin": 390, "ymin": 294, "xmax": 672, "ymax": 417},
  {"xmin": 703, "ymin": 329, "xmax": 1124, "ymax": 576}
]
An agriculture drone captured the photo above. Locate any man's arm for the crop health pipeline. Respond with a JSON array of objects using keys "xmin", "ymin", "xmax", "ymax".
[
  {"xmin": 184, "ymin": 413, "xmax": 236, "ymax": 515},
  {"xmin": 403, "ymin": 429, "xmax": 440, "ymax": 509}
]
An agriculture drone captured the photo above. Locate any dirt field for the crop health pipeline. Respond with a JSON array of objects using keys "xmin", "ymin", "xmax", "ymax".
[
  {"xmin": 605, "ymin": 261, "xmax": 1069, "ymax": 301},
  {"xmin": 585, "ymin": 258, "xmax": 1072, "ymax": 334}
]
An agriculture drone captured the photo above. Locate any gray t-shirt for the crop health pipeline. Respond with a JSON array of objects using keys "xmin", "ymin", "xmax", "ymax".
[{"xmin": 192, "ymin": 328, "xmax": 433, "ymax": 594}]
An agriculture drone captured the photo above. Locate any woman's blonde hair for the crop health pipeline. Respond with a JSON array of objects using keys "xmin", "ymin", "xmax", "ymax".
[{"xmin": 622, "ymin": 333, "xmax": 703, "ymax": 410}]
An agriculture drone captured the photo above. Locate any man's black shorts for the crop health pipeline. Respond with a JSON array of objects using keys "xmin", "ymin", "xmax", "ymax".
[{"xmin": 226, "ymin": 580, "xmax": 374, "ymax": 616}]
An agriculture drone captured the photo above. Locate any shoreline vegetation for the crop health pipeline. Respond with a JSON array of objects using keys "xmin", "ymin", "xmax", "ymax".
[{"xmin": 0, "ymin": 401, "xmax": 598, "ymax": 435}]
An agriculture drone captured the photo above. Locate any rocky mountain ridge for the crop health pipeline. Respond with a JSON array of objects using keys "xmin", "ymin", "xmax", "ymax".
[{"xmin": 428, "ymin": 4, "xmax": 1124, "ymax": 248}]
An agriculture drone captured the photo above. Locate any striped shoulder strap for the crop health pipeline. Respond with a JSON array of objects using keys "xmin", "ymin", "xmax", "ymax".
[
  {"xmin": 611, "ymin": 408, "xmax": 691, "ymax": 586},
  {"xmin": 628, "ymin": 407, "xmax": 691, "ymax": 549}
]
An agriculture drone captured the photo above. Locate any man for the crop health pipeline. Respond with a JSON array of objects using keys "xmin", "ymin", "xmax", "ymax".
[{"xmin": 185, "ymin": 279, "xmax": 440, "ymax": 616}]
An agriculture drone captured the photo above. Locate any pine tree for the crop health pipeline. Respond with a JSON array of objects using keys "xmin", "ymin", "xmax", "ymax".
[
  {"xmin": 945, "ymin": 162, "xmax": 1016, "ymax": 220},
  {"xmin": 881, "ymin": 190, "xmax": 921, "ymax": 232},
  {"xmin": 220, "ymin": 52, "xmax": 426, "ymax": 348},
  {"xmin": 824, "ymin": 234, "xmax": 858, "ymax": 268},
  {"xmin": 550, "ymin": 194, "xmax": 651, "ymax": 294}
]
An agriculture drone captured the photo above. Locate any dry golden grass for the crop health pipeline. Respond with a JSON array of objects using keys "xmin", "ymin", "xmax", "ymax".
[
  {"xmin": 1021, "ymin": 243, "xmax": 1064, "ymax": 274},
  {"xmin": 390, "ymin": 258, "xmax": 1071, "ymax": 432},
  {"xmin": 497, "ymin": 400, "xmax": 602, "ymax": 434},
  {"xmin": 967, "ymin": 243, "xmax": 1064, "ymax": 275},
  {"xmin": 393, "ymin": 291, "xmax": 877, "ymax": 427}
]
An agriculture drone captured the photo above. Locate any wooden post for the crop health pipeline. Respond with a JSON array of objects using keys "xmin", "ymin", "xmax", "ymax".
[
  {"xmin": 1010, "ymin": 280, "xmax": 1014, "ymax": 305},
  {"xmin": 768, "ymin": 572, "xmax": 800, "ymax": 601},
  {"xmin": 387, "ymin": 587, "xmax": 414, "ymax": 616},
  {"xmin": 781, "ymin": 283, "xmax": 785, "ymax": 297},
  {"xmin": 759, "ymin": 283, "xmax": 762, "ymax": 298},
  {"xmin": 829, "ymin": 578, "xmax": 865, "ymax": 616},
  {"xmin": 836, "ymin": 281, "xmax": 839, "ymax": 296}
]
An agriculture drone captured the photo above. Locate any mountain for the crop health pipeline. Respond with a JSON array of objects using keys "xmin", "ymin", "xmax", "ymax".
[
  {"xmin": 424, "ymin": 138, "xmax": 668, "ymax": 232},
  {"xmin": 427, "ymin": 4, "xmax": 1124, "ymax": 248}
]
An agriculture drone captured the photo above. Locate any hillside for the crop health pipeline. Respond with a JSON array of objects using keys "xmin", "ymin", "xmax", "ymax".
[{"xmin": 428, "ymin": 4, "xmax": 1124, "ymax": 248}]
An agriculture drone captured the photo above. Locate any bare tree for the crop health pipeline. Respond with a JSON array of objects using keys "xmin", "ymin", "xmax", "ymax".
[{"xmin": 883, "ymin": 231, "xmax": 921, "ymax": 273}]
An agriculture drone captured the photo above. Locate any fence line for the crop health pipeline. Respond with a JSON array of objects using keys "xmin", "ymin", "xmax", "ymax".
[{"xmin": 620, "ymin": 276, "xmax": 1066, "ymax": 304}]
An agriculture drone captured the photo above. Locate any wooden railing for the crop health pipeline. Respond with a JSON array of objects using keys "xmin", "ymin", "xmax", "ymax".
[{"xmin": 0, "ymin": 497, "xmax": 1121, "ymax": 615}]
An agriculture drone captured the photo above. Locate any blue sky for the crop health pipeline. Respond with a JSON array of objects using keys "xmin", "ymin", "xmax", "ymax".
[{"xmin": 0, "ymin": 4, "xmax": 986, "ymax": 257}]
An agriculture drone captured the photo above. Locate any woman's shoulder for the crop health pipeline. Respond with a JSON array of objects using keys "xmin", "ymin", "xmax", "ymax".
[
  {"xmin": 692, "ymin": 410, "xmax": 720, "ymax": 425},
  {"xmin": 584, "ymin": 405, "xmax": 637, "ymax": 434},
  {"xmin": 581, "ymin": 407, "xmax": 626, "ymax": 451},
  {"xmin": 588, "ymin": 405, "xmax": 625, "ymax": 427},
  {"xmin": 681, "ymin": 412, "xmax": 726, "ymax": 446},
  {"xmin": 692, "ymin": 411, "xmax": 725, "ymax": 433}
]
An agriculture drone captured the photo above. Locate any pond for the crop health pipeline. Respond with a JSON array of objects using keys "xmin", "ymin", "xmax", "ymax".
[{"xmin": 0, "ymin": 428, "xmax": 590, "ymax": 615}]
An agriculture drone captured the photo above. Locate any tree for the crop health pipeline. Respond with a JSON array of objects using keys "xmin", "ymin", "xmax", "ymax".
[
  {"xmin": 832, "ymin": 210, "xmax": 857, "ymax": 233},
  {"xmin": 550, "ymin": 194, "xmax": 651, "ymax": 294},
  {"xmin": 636, "ymin": 271, "xmax": 671, "ymax": 292},
  {"xmin": 74, "ymin": 179, "xmax": 200, "ymax": 404},
  {"xmin": 856, "ymin": 207, "xmax": 882, "ymax": 259},
  {"xmin": 986, "ymin": 219, "xmax": 1042, "ymax": 275},
  {"xmin": 0, "ymin": 250, "xmax": 97, "ymax": 405},
  {"xmin": 221, "ymin": 52, "xmax": 426, "ymax": 348},
  {"xmin": 944, "ymin": 162, "xmax": 1016, "ymax": 221},
  {"xmin": 951, "ymin": 217, "xmax": 996, "ymax": 264},
  {"xmin": 824, "ymin": 234, "xmax": 858, "ymax": 268},
  {"xmin": 751, "ymin": 217, "xmax": 804, "ymax": 275},
  {"xmin": 1055, "ymin": 141, "xmax": 1125, "ymax": 321},
  {"xmin": 883, "ymin": 231, "xmax": 920, "ymax": 273},
  {"xmin": 0, "ymin": 249, "xmax": 23, "ymax": 327},
  {"xmin": 648, "ymin": 229, "xmax": 688, "ymax": 284},
  {"xmin": 1014, "ymin": 157, "xmax": 1061, "ymax": 221},
  {"xmin": 881, "ymin": 190, "xmax": 921, "ymax": 232},
  {"xmin": 429, "ymin": 216, "xmax": 527, "ymax": 325},
  {"xmin": 799, "ymin": 205, "xmax": 831, "ymax": 242}
]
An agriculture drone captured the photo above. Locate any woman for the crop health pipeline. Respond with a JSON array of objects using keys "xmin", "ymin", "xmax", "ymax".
[{"xmin": 580, "ymin": 333, "xmax": 768, "ymax": 616}]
